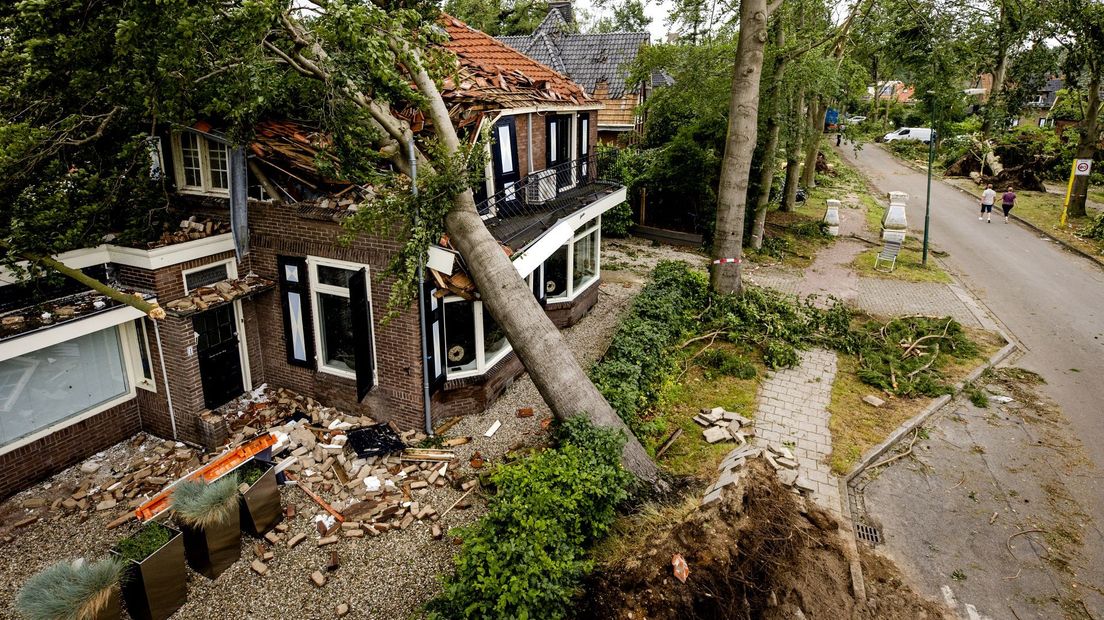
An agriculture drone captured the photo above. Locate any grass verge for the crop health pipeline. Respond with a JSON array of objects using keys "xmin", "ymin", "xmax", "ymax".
[
  {"xmin": 827, "ymin": 326, "xmax": 1005, "ymax": 475},
  {"xmin": 850, "ymin": 245, "xmax": 952, "ymax": 283}
]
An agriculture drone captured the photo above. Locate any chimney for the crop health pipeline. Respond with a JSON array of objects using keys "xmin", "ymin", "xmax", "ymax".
[{"xmin": 548, "ymin": 1, "xmax": 574, "ymax": 24}]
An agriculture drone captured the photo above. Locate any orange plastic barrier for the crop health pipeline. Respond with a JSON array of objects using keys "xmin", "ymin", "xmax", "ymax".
[{"xmin": 135, "ymin": 433, "xmax": 277, "ymax": 522}]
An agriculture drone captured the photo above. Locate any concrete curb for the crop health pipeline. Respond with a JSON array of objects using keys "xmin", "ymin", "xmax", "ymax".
[
  {"xmin": 890, "ymin": 149, "xmax": 1104, "ymax": 272},
  {"xmin": 843, "ymin": 337, "xmax": 1017, "ymax": 485}
]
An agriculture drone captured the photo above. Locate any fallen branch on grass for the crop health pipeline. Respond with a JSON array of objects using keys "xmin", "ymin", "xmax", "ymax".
[{"xmin": 1005, "ymin": 528, "xmax": 1046, "ymax": 560}]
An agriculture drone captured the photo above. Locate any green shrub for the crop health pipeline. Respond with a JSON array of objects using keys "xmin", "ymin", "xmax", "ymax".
[
  {"xmin": 790, "ymin": 220, "xmax": 830, "ymax": 239},
  {"xmin": 699, "ymin": 349, "xmax": 757, "ymax": 379},
  {"xmin": 16, "ymin": 558, "xmax": 123, "ymax": 620},
  {"xmin": 757, "ymin": 236, "xmax": 791, "ymax": 259},
  {"xmin": 115, "ymin": 522, "xmax": 174, "ymax": 563},
  {"xmin": 763, "ymin": 339, "xmax": 800, "ymax": 369},
  {"xmin": 1081, "ymin": 212, "xmax": 1104, "ymax": 242},
  {"xmin": 590, "ymin": 261, "xmax": 709, "ymax": 434},
  {"xmin": 601, "ymin": 201, "xmax": 634, "ymax": 237},
  {"xmin": 171, "ymin": 474, "xmax": 240, "ymax": 529},
  {"xmin": 238, "ymin": 460, "xmax": 270, "ymax": 486},
  {"xmin": 427, "ymin": 418, "xmax": 631, "ymax": 620}
]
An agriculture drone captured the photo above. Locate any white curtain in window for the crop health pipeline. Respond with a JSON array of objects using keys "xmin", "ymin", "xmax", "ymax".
[{"xmin": 0, "ymin": 327, "xmax": 129, "ymax": 446}]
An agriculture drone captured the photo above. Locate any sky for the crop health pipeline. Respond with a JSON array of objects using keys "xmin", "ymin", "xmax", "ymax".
[{"xmin": 573, "ymin": 0, "xmax": 677, "ymax": 42}]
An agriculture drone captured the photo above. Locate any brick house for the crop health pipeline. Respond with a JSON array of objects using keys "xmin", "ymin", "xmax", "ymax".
[{"xmin": 0, "ymin": 16, "xmax": 625, "ymax": 499}]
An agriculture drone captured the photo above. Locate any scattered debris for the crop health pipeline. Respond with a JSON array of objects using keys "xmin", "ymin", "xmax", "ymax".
[
  {"xmin": 484, "ymin": 420, "xmax": 502, "ymax": 437},
  {"xmin": 671, "ymin": 554, "xmax": 690, "ymax": 583},
  {"xmin": 862, "ymin": 395, "xmax": 886, "ymax": 408}
]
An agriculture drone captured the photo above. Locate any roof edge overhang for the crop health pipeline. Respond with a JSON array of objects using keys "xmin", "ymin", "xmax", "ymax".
[{"xmin": 511, "ymin": 186, "xmax": 626, "ymax": 275}]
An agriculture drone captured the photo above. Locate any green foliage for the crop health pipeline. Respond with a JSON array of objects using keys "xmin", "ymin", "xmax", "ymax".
[
  {"xmin": 238, "ymin": 460, "xmax": 270, "ymax": 487},
  {"xmin": 789, "ymin": 220, "xmax": 831, "ymax": 239},
  {"xmin": 443, "ymin": 0, "xmax": 551, "ymax": 36},
  {"xmin": 757, "ymin": 236, "xmax": 792, "ymax": 259},
  {"xmin": 427, "ymin": 418, "xmax": 631, "ymax": 620},
  {"xmin": 115, "ymin": 522, "xmax": 174, "ymax": 564},
  {"xmin": 699, "ymin": 349, "xmax": 757, "ymax": 380},
  {"xmin": 851, "ymin": 317, "xmax": 979, "ymax": 397},
  {"xmin": 1081, "ymin": 212, "xmax": 1104, "ymax": 241},
  {"xmin": 16, "ymin": 558, "xmax": 123, "ymax": 620},
  {"xmin": 589, "ymin": 261, "xmax": 709, "ymax": 434},
  {"xmin": 602, "ymin": 202, "xmax": 634, "ymax": 237},
  {"xmin": 965, "ymin": 383, "xmax": 989, "ymax": 408},
  {"xmin": 171, "ymin": 474, "xmax": 240, "ymax": 529}
]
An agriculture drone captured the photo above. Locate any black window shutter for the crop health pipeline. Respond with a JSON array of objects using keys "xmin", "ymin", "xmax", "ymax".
[
  {"xmin": 277, "ymin": 256, "xmax": 315, "ymax": 367},
  {"xmin": 423, "ymin": 281, "xmax": 446, "ymax": 392},
  {"xmin": 349, "ymin": 268, "xmax": 375, "ymax": 402}
]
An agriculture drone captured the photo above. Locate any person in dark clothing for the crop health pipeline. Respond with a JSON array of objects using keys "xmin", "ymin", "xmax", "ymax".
[{"xmin": 1001, "ymin": 186, "xmax": 1016, "ymax": 223}]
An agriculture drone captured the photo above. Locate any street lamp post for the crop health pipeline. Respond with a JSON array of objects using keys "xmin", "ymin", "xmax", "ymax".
[{"xmin": 923, "ymin": 93, "xmax": 935, "ymax": 266}]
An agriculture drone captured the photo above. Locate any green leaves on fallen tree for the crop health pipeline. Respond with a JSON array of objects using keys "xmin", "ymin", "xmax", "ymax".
[{"xmin": 852, "ymin": 316, "xmax": 979, "ymax": 397}]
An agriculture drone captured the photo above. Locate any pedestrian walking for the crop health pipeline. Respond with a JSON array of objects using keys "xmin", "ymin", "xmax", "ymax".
[
  {"xmin": 979, "ymin": 184, "xmax": 996, "ymax": 222},
  {"xmin": 1001, "ymin": 186, "xmax": 1016, "ymax": 223}
]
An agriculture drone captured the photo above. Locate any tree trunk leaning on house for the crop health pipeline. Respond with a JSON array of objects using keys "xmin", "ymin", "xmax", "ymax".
[
  {"xmin": 1067, "ymin": 68, "xmax": 1101, "ymax": 218},
  {"xmin": 271, "ymin": 13, "xmax": 664, "ymax": 484},
  {"xmin": 750, "ymin": 20, "xmax": 788, "ymax": 250},
  {"xmin": 712, "ymin": 0, "xmax": 779, "ymax": 294}
]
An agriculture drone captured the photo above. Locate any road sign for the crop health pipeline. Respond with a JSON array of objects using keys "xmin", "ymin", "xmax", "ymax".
[{"xmin": 1074, "ymin": 159, "xmax": 1093, "ymax": 176}]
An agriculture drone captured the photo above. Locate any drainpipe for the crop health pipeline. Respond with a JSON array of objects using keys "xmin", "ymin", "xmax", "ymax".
[
  {"xmin": 527, "ymin": 113, "xmax": 534, "ymax": 172},
  {"xmin": 152, "ymin": 320, "xmax": 179, "ymax": 440},
  {"xmin": 410, "ymin": 137, "xmax": 434, "ymax": 437}
]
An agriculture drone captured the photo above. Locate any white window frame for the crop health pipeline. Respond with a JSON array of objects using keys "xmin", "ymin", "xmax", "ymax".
[
  {"xmin": 0, "ymin": 321, "xmax": 141, "ymax": 456},
  {"xmin": 306, "ymin": 256, "xmax": 378, "ymax": 383},
  {"xmin": 171, "ymin": 131, "xmax": 231, "ymax": 197},
  {"xmin": 130, "ymin": 318, "xmax": 156, "ymax": 392},
  {"xmin": 442, "ymin": 298, "xmax": 513, "ymax": 381},
  {"xmin": 546, "ymin": 216, "xmax": 602, "ymax": 303}
]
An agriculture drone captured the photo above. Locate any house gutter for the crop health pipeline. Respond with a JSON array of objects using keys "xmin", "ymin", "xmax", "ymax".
[
  {"xmin": 152, "ymin": 320, "xmax": 179, "ymax": 440},
  {"xmin": 410, "ymin": 137, "xmax": 435, "ymax": 437}
]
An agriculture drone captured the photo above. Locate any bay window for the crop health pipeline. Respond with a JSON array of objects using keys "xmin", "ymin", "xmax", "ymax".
[
  {"xmin": 0, "ymin": 326, "xmax": 131, "ymax": 447},
  {"xmin": 546, "ymin": 218, "xmax": 602, "ymax": 301},
  {"xmin": 443, "ymin": 299, "xmax": 512, "ymax": 379}
]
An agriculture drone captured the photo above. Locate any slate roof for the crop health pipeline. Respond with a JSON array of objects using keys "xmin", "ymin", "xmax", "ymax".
[
  {"xmin": 439, "ymin": 15, "xmax": 590, "ymax": 109},
  {"xmin": 497, "ymin": 9, "xmax": 649, "ymax": 99}
]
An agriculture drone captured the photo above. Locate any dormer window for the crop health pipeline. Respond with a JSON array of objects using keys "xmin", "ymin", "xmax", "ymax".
[{"xmin": 173, "ymin": 131, "xmax": 230, "ymax": 195}]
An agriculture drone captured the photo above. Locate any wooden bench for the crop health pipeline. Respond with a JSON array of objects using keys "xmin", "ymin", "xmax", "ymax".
[{"xmin": 875, "ymin": 238, "xmax": 902, "ymax": 272}]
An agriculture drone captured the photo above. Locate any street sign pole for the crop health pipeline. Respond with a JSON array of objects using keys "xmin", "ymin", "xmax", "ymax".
[{"xmin": 1062, "ymin": 158, "xmax": 1094, "ymax": 226}]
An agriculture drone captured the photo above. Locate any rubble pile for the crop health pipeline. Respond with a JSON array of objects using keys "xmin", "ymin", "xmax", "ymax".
[
  {"xmin": 149, "ymin": 216, "xmax": 231, "ymax": 248},
  {"xmin": 0, "ymin": 291, "xmax": 116, "ymax": 339},
  {"xmin": 163, "ymin": 274, "xmax": 273, "ymax": 315},
  {"xmin": 693, "ymin": 406, "xmax": 754, "ymax": 444},
  {"xmin": 703, "ymin": 442, "xmax": 816, "ymax": 506}
]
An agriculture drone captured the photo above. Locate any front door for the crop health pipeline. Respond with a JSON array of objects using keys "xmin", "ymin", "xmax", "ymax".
[
  {"xmin": 193, "ymin": 305, "xmax": 244, "ymax": 410},
  {"xmin": 490, "ymin": 118, "xmax": 520, "ymax": 212}
]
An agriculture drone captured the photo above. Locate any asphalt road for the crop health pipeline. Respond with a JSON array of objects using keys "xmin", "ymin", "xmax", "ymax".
[{"xmin": 837, "ymin": 143, "xmax": 1104, "ymax": 535}]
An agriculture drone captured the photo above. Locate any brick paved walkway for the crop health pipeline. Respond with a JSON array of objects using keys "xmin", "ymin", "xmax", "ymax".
[{"xmin": 754, "ymin": 348, "xmax": 841, "ymax": 514}]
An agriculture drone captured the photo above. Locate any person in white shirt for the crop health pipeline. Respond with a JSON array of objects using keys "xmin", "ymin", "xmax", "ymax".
[{"xmin": 979, "ymin": 184, "xmax": 996, "ymax": 222}]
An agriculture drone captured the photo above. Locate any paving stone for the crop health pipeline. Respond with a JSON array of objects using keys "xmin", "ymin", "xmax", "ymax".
[
  {"xmin": 703, "ymin": 427, "xmax": 730, "ymax": 443},
  {"xmin": 862, "ymin": 395, "xmax": 886, "ymax": 407},
  {"xmin": 250, "ymin": 560, "xmax": 268, "ymax": 575},
  {"xmin": 701, "ymin": 488, "xmax": 723, "ymax": 506},
  {"xmin": 777, "ymin": 469, "xmax": 799, "ymax": 487}
]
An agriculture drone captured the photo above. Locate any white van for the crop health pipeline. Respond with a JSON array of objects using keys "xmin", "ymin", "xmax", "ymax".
[{"xmin": 882, "ymin": 127, "xmax": 934, "ymax": 143}]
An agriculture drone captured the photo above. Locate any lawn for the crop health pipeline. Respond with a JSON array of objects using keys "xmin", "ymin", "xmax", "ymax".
[
  {"xmin": 826, "ymin": 326, "xmax": 1005, "ymax": 475},
  {"xmin": 851, "ymin": 245, "xmax": 953, "ymax": 283},
  {"xmin": 945, "ymin": 180, "xmax": 1104, "ymax": 259},
  {"xmin": 653, "ymin": 341, "xmax": 763, "ymax": 478}
]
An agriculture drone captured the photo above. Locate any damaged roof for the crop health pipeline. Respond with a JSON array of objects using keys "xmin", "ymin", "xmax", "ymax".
[{"xmin": 439, "ymin": 14, "xmax": 591, "ymax": 109}]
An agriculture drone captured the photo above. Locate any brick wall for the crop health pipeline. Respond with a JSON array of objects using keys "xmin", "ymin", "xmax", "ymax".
[
  {"xmin": 546, "ymin": 279, "xmax": 599, "ymax": 328},
  {"xmin": 247, "ymin": 202, "xmax": 427, "ymax": 431},
  {"xmin": 432, "ymin": 352, "xmax": 525, "ymax": 420},
  {"xmin": 0, "ymin": 398, "xmax": 141, "ymax": 500}
]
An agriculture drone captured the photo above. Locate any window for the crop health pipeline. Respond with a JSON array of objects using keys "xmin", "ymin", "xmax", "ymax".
[
  {"xmin": 132, "ymin": 319, "xmax": 155, "ymax": 391},
  {"xmin": 306, "ymin": 258, "xmax": 377, "ymax": 397},
  {"xmin": 0, "ymin": 326, "xmax": 130, "ymax": 447},
  {"xmin": 172, "ymin": 131, "xmax": 232, "ymax": 195},
  {"xmin": 442, "ymin": 299, "xmax": 513, "ymax": 379},
  {"xmin": 183, "ymin": 262, "xmax": 231, "ymax": 294},
  {"xmin": 545, "ymin": 218, "xmax": 602, "ymax": 301}
]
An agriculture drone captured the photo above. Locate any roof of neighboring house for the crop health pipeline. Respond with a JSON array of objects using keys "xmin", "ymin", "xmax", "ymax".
[
  {"xmin": 497, "ymin": 9, "xmax": 649, "ymax": 99},
  {"xmin": 439, "ymin": 14, "xmax": 590, "ymax": 110}
]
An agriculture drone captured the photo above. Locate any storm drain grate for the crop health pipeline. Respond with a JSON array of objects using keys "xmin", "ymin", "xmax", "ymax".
[{"xmin": 855, "ymin": 522, "xmax": 882, "ymax": 545}]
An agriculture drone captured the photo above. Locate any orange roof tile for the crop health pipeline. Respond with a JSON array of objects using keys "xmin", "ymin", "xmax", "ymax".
[{"xmin": 440, "ymin": 15, "xmax": 590, "ymax": 108}]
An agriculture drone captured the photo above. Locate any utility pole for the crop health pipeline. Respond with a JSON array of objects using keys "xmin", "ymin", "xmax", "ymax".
[{"xmin": 923, "ymin": 92, "xmax": 936, "ymax": 266}]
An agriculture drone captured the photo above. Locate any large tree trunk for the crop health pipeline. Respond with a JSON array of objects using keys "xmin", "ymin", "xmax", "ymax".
[
  {"xmin": 711, "ymin": 0, "xmax": 774, "ymax": 294},
  {"xmin": 408, "ymin": 54, "xmax": 664, "ymax": 486},
  {"xmin": 800, "ymin": 99, "xmax": 824, "ymax": 188},
  {"xmin": 750, "ymin": 23, "xmax": 788, "ymax": 250},
  {"xmin": 1068, "ymin": 68, "xmax": 1101, "ymax": 218},
  {"xmin": 981, "ymin": 43, "xmax": 1010, "ymax": 137},
  {"xmin": 782, "ymin": 88, "xmax": 806, "ymax": 211}
]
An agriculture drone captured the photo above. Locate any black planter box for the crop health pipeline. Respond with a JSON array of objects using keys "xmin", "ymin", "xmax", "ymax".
[
  {"xmin": 113, "ymin": 524, "xmax": 187, "ymax": 620},
  {"xmin": 178, "ymin": 502, "xmax": 241, "ymax": 579},
  {"xmin": 238, "ymin": 461, "xmax": 283, "ymax": 537}
]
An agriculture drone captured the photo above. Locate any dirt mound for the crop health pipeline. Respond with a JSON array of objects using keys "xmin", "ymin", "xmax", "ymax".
[{"xmin": 581, "ymin": 461, "xmax": 950, "ymax": 619}]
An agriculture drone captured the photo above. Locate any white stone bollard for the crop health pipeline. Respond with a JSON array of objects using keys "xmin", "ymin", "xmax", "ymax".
[
  {"xmin": 823, "ymin": 199, "xmax": 841, "ymax": 236},
  {"xmin": 882, "ymin": 201, "xmax": 908, "ymax": 243},
  {"xmin": 887, "ymin": 191, "xmax": 910, "ymax": 203}
]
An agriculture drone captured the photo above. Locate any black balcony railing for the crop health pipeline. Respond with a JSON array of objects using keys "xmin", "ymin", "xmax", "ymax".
[{"xmin": 475, "ymin": 153, "xmax": 621, "ymax": 247}]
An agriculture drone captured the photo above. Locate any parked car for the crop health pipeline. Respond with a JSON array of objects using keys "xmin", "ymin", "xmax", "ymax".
[
  {"xmin": 845, "ymin": 115, "xmax": 867, "ymax": 124},
  {"xmin": 882, "ymin": 127, "xmax": 934, "ymax": 143}
]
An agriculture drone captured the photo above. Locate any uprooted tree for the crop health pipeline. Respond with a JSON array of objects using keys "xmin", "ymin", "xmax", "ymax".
[{"xmin": 0, "ymin": 1, "xmax": 662, "ymax": 484}]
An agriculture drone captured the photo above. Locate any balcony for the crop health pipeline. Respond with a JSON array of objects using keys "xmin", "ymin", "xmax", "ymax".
[{"xmin": 476, "ymin": 154, "xmax": 623, "ymax": 248}]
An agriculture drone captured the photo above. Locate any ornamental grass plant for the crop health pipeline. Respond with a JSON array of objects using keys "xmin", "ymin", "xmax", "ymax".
[
  {"xmin": 171, "ymin": 474, "xmax": 240, "ymax": 530},
  {"xmin": 16, "ymin": 558, "xmax": 123, "ymax": 620}
]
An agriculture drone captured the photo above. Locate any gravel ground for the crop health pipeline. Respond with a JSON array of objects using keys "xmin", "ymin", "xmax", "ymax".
[{"xmin": 0, "ymin": 237, "xmax": 705, "ymax": 620}]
